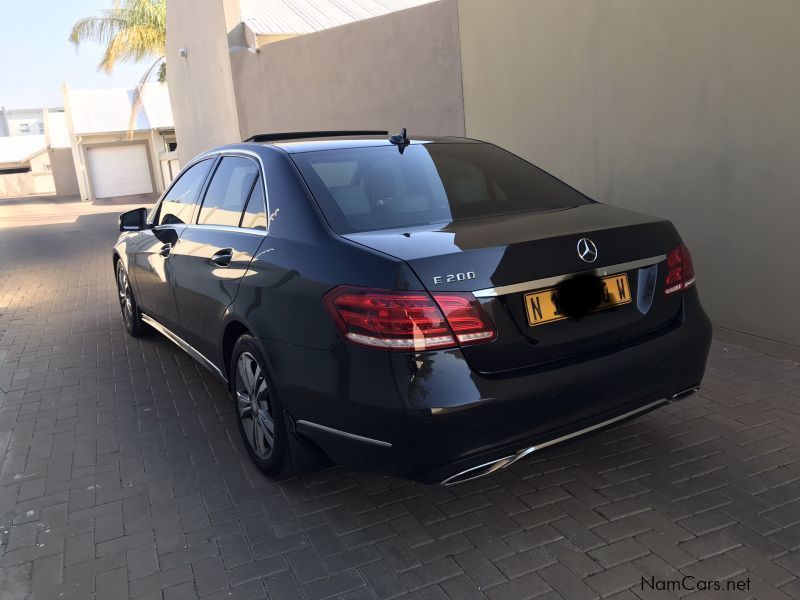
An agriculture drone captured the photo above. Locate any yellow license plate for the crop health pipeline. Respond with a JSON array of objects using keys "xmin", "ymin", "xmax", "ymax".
[{"xmin": 524, "ymin": 273, "xmax": 632, "ymax": 326}]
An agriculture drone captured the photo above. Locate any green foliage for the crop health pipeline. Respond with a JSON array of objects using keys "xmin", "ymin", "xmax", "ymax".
[{"xmin": 69, "ymin": 0, "xmax": 166, "ymax": 74}]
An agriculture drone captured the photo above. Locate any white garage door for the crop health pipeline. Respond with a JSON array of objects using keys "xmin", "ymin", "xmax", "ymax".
[{"xmin": 87, "ymin": 145, "xmax": 153, "ymax": 198}]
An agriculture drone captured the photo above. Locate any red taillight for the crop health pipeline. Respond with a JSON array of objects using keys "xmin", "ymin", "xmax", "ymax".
[
  {"xmin": 664, "ymin": 243, "xmax": 696, "ymax": 295},
  {"xmin": 431, "ymin": 292, "xmax": 497, "ymax": 345},
  {"xmin": 323, "ymin": 286, "xmax": 496, "ymax": 351}
]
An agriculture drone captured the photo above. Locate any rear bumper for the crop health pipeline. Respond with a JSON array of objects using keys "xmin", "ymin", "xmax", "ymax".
[
  {"xmin": 268, "ymin": 291, "xmax": 712, "ymax": 484},
  {"xmin": 439, "ymin": 396, "xmax": 671, "ymax": 485}
]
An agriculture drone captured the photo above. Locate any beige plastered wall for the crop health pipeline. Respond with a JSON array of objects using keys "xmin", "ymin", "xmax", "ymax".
[
  {"xmin": 166, "ymin": 0, "xmax": 242, "ymax": 163},
  {"xmin": 458, "ymin": 0, "xmax": 800, "ymax": 354},
  {"xmin": 229, "ymin": 0, "xmax": 465, "ymax": 140},
  {"xmin": 49, "ymin": 148, "xmax": 80, "ymax": 197}
]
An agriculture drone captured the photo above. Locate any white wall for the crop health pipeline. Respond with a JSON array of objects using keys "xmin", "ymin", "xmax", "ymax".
[
  {"xmin": 30, "ymin": 150, "xmax": 55, "ymax": 194},
  {"xmin": 459, "ymin": 0, "xmax": 800, "ymax": 353},
  {"xmin": 0, "ymin": 172, "xmax": 34, "ymax": 197},
  {"xmin": 0, "ymin": 150, "xmax": 54, "ymax": 197}
]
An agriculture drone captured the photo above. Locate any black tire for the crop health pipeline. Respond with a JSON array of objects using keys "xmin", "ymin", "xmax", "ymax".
[
  {"xmin": 115, "ymin": 260, "xmax": 144, "ymax": 337},
  {"xmin": 230, "ymin": 335, "xmax": 291, "ymax": 476}
]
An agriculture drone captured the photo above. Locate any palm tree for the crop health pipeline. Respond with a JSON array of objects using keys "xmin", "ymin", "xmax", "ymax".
[
  {"xmin": 69, "ymin": 0, "xmax": 166, "ymax": 136},
  {"xmin": 70, "ymin": 0, "xmax": 166, "ymax": 79}
]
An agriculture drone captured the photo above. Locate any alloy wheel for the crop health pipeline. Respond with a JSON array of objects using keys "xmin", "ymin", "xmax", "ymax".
[
  {"xmin": 234, "ymin": 351, "xmax": 275, "ymax": 459},
  {"xmin": 117, "ymin": 266, "xmax": 133, "ymax": 326}
]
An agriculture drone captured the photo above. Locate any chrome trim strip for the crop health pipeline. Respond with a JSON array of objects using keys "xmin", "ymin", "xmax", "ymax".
[
  {"xmin": 182, "ymin": 223, "xmax": 267, "ymax": 236},
  {"xmin": 295, "ymin": 420, "xmax": 393, "ymax": 448},
  {"xmin": 670, "ymin": 386, "xmax": 700, "ymax": 401},
  {"xmin": 151, "ymin": 149, "xmax": 271, "ymax": 233},
  {"xmin": 442, "ymin": 398, "xmax": 667, "ymax": 486},
  {"xmin": 210, "ymin": 149, "xmax": 270, "ymax": 233},
  {"xmin": 532, "ymin": 398, "xmax": 667, "ymax": 452},
  {"xmin": 472, "ymin": 255, "xmax": 666, "ymax": 298},
  {"xmin": 146, "ymin": 156, "xmax": 216, "ymax": 227},
  {"xmin": 141, "ymin": 314, "xmax": 227, "ymax": 383}
]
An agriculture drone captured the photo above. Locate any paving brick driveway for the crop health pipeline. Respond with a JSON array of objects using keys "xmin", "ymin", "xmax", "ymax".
[{"xmin": 1, "ymin": 197, "xmax": 800, "ymax": 600}]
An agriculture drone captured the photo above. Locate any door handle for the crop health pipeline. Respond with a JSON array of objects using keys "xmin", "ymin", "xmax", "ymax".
[
  {"xmin": 159, "ymin": 243, "xmax": 173, "ymax": 257},
  {"xmin": 210, "ymin": 248, "xmax": 234, "ymax": 267}
]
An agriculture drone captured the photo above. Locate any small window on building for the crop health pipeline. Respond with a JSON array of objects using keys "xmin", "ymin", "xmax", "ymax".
[
  {"xmin": 39, "ymin": 124, "xmax": 45, "ymax": 134},
  {"xmin": 19, "ymin": 123, "xmax": 30, "ymax": 133},
  {"xmin": 240, "ymin": 175, "xmax": 267, "ymax": 230},
  {"xmin": 167, "ymin": 142, "xmax": 178, "ymax": 152},
  {"xmin": 197, "ymin": 156, "xmax": 259, "ymax": 227}
]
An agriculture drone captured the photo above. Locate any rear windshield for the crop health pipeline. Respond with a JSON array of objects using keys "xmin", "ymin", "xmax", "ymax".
[{"xmin": 290, "ymin": 143, "xmax": 591, "ymax": 234}]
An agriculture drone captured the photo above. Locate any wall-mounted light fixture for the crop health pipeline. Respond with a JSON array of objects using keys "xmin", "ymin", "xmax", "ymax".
[{"xmin": 178, "ymin": 47, "xmax": 188, "ymax": 58}]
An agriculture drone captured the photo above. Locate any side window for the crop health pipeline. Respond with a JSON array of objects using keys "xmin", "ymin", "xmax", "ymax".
[
  {"xmin": 157, "ymin": 159, "xmax": 213, "ymax": 225},
  {"xmin": 197, "ymin": 156, "xmax": 259, "ymax": 227},
  {"xmin": 240, "ymin": 175, "xmax": 267, "ymax": 230}
]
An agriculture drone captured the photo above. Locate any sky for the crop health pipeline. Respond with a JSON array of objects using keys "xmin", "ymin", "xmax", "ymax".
[{"xmin": 0, "ymin": 0, "xmax": 151, "ymax": 109}]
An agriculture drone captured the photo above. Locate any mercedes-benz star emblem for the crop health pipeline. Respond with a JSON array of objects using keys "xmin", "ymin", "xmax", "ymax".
[{"xmin": 577, "ymin": 238, "xmax": 598, "ymax": 263}]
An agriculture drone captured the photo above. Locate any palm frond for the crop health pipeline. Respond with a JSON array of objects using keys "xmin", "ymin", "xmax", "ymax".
[
  {"xmin": 124, "ymin": 0, "xmax": 166, "ymax": 32},
  {"xmin": 100, "ymin": 25, "xmax": 166, "ymax": 72},
  {"xmin": 70, "ymin": 0, "xmax": 166, "ymax": 73},
  {"xmin": 69, "ymin": 14, "xmax": 127, "ymax": 47},
  {"xmin": 69, "ymin": 0, "xmax": 167, "ymax": 140},
  {"xmin": 127, "ymin": 55, "xmax": 165, "ymax": 140}
]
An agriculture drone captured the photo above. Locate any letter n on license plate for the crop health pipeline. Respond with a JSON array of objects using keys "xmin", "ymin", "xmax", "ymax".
[{"xmin": 524, "ymin": 273, "xmax": 632, "ymax": 326}]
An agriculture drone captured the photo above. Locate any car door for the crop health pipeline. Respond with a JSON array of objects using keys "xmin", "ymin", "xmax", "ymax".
[
  {"xmin": 170, "ymin": 154, "xmax": 268, "ymax": 361},
  {"xmin": 129, "ymin": 158, "xmax": 214, "ymax": 331}
]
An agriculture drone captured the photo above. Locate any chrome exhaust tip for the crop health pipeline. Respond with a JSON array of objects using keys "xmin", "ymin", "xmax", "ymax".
[
  {"xmin": 442, "ymin": 446, "xmax": 535, "ymax": 486},
  {"xmin": 440, "ymin": 398, "xmax": 670, "ymax": 486}
]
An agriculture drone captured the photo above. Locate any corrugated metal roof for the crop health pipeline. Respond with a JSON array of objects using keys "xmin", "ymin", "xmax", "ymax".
[
  {"xmin": 240, "ymin": 0, "xmax": 438, "ymax": 35},
  {"xmin": 0, "ymin": 135, "xmax": 47, "ymax": 165},
  {"xmin": 66, "ymin": 82, "xmax": 174, "ymax": 135}
]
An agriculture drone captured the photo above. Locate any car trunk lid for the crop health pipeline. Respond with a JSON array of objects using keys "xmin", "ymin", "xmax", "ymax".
[{"xmin": 343, "ymin": 203, "xmax": 684, "ymax": 373}]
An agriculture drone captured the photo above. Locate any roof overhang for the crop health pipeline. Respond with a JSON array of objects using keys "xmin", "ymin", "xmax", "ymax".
[{"xmin": 18, "ymin": 147, "xmax": 49, "ymax": 163}]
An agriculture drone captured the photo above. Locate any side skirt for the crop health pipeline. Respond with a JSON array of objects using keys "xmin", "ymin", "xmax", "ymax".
[{"xmin": 141, "ymin": 313, "xmax": 228, "ymax": 385}]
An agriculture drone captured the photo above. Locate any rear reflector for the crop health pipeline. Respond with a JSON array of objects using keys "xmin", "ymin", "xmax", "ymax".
[
  {"xmin": 324, "ymin": 286, "xmax": 495, "ymax": 351},
  {"xmin": 664, "ymin": 243, "xmax": 696, "ymax": 295}
]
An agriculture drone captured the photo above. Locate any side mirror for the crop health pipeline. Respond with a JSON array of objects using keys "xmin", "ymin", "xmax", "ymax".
[{"xmin": 119, "ymin": 208, "xmax": 149, "ymax": 232}]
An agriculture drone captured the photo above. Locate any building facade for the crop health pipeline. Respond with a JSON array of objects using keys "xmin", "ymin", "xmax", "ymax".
[
  {"xmin": 62, "ymin": 83, "xmax": 176, "ymax": 201},
  {"xmin": 0, "ymin": 108, "xmax": 79, "ymax": 198},
  {"xmin": 0, "ymin": 107, "xmax": 51, "ymax": 137}
]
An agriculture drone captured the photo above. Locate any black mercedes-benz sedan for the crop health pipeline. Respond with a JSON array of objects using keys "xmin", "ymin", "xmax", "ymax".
[{"xmin": 113, "ymin": 130, "xmax": 712, "ymax": 485}]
